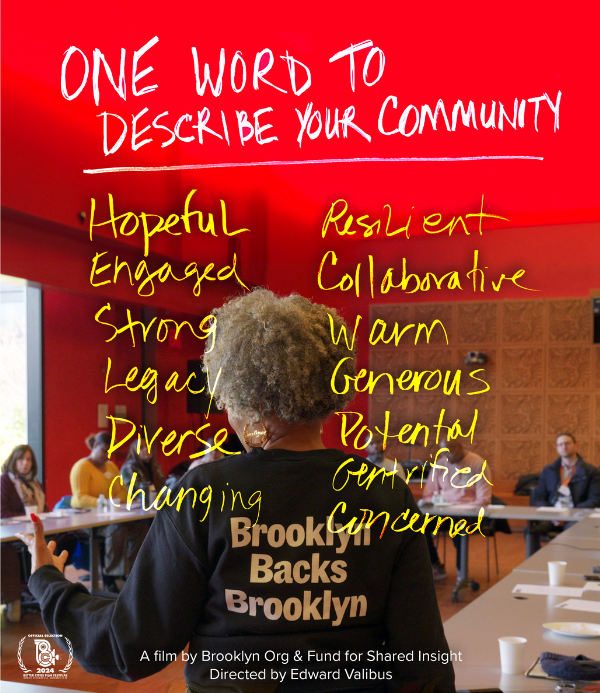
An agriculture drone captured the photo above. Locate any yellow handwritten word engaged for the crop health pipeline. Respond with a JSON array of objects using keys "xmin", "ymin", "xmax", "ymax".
[
  {"xmin": 89, "ymin": 191, "xmax": 250, "ymax": 256},
  {"xmin": 318, "ymin": 250, "xmax": 537, "ymax": 298},
  {"xmin": 336, "ymin": 409, "xmax": 478, "ymax": 449},
  {"xmin": 328, "ymin": 502, "xmax": 485, "ymax": 540},
  {"xmin": 90, "ymin": 251, "xmax": 249, "ymax": 298},
  {"xmin": 95, "ymin": 304, "xmax": 216, "ymax": 348},
  {"xmin": 321, "ymin": 195, "xmax": 507, "ymax": 240}
]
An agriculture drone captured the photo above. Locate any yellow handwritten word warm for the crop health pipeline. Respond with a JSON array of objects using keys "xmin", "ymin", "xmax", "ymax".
[
  {"xmin": 89, "ymin": 190, "xmax": 250, "ymax": 256},
  {"xmin": 95, "ymin": 303, "xmax": 216, "ymax": 348},
  {"xmin": 327, "ymin": 313, "xmax": 448, "ymax": 350},
  {"xmin": 331, "ymin": 359, "xmax": 489, "ymax": 397},
  {"xmin": 90, "ymin": 251, "xmax": 249, "ymax": 297},
  {"xmin": 336, "ymin": 409, "xmax": 479, "ymax": 449},
  {"xmin": 318, "ymin": 250, "xmax": 537, "ymax": 298}
]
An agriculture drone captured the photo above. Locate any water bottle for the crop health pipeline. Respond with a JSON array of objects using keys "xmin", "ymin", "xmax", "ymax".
[{"xmin": 98, "ymin": 494, "xmax": 108, "ymax": 513}]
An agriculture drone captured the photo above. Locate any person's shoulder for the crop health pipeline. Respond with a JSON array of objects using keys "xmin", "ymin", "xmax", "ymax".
[
  {"xmin": 541, "ymin": 458, "xmax": 561, "ymax": 473},
  {"xmin": 71, "ymin": 458, "xmax": 93, "ymax": 473},
  {"xmin": 578, "ymin": 458, "xmax": 598, "ymax": 474},
  {"xmin": 464, "ymin": 450, "xmax": 486, "ymax": 467}
]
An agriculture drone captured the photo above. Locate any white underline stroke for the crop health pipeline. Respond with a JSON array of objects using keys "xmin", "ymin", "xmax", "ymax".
[{"xmin": 83, "ymin": 155, "xmax": 544, "ymax": 174}]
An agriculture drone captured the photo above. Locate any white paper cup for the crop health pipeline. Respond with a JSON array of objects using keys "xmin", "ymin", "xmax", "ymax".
[
  {"xmin": 498, "ymin": 636, "xmax": 527, "ymax": 674},
  {"xmin": 24, "ymin": 505, "xmax": 38, "ymax": 518},
  {"xmin": 548, "ymin": 560, "xmax": 567, "ymax": 586}
]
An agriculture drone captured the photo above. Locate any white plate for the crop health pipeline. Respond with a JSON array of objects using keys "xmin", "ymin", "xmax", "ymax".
[{"xmin": 543, "ymin": 622, "xmax": 600, "ymax": 637}]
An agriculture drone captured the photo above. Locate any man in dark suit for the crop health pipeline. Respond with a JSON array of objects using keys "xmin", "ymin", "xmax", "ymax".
[{"xmin": 528, "ymin": 433, "xmax": 600, "ymax": 551}]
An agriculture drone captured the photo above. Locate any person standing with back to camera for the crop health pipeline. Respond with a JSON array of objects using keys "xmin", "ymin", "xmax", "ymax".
[{"xmin": 18, "ymin": 289, "xmax": 455, "ymax": 693}]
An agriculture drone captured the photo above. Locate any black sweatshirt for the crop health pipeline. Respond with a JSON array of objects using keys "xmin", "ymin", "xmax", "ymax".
[{"xmin": 30, "ymin": 448, "xmax": 455, "ymax": 693}]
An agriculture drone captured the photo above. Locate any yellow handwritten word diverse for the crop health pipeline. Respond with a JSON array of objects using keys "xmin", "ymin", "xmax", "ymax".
[
  {"xmin": 336, "ymin": 409, "xmax": 478, "ymax": 449},
  {"xmin": 104, "ymin": 357, "xmax": 221, "ymax": 405},
  {"xmin": 328, "ymin": 313, "xmax": 448, "ymax": 351},
  {"xmin": 106, "ymin": 416, "xmax": 236, "ymax": 459},
  {"xmin": 89, "ymin": 191, "xmax": 250, "ymax": 256},
  {"xmin": 331, "ymin": 358, "xmax": 489, "ymax": 397},
  {"xmin": 318, "ymin": 249, "xmax": 537, "ymax": 298},
  {"xmin": 95, "ymin": 303, "xmax": 216, "ymax": 348},
  {"xmin": 321, "ymin": 195, "xmax": 507, "ymax": 240},
  {"xmin": 328, "ymin": 502, "xmax": 485, "ymax": 540},
  {"xmin": 90, "ymin": 250, "xmax": 249, "ymax": 297}
]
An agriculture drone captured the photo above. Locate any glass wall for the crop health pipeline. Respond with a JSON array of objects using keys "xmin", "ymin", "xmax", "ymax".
[{"xmin": 0, "ymin": 275, "xmax": 27, "ymax": 462}]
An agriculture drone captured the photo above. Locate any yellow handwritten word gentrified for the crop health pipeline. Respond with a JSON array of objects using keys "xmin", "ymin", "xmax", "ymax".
[
  {"xmin": 318, "ymin": 250, "xmax": 538, "ymax": 298},
  {"xmin": 89, "ymin": 190, "xmax": 250, "ymax": 256}
]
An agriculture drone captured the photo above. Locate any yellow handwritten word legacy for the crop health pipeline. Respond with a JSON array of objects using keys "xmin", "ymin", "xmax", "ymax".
[
  {"xmin": 318, "ymin": 249, "xmax": 537, "ymax": 298},
  {"xmin": 89, "ymin": 190, "xmax": 250, "ymax": 256}
]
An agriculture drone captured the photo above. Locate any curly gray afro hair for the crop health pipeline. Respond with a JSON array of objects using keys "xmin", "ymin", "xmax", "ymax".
[{"xmin": 203, "ymin": 289, "xmax": 357, "ymax": 423}]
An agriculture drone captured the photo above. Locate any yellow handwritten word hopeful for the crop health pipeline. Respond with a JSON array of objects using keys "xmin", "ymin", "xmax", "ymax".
[{"xmin": 89, "ymin": 190, "xmax": 250, "ymax": 256}]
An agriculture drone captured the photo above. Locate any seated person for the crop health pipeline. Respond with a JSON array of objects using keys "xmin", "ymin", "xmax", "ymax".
[
  {"xmin": 120, "ymin": 440, "xmax": 165, "ymax": 493},
  {"xmin": 1, "ymin": 444, "xmax": 48, "ymax": 518},
  {"xmin": 70, "ymin": 431, "xmax": 147, "ymax": 592},
  {"xmin": 528, "ymin": 433, "xmax": 600, "ymax": 550},
  {"xmin": 421, "ymin": 440, "xmax": 492, "ymax": 580},
  {"xmin": 365, "ymin": 434, "xmax": 407, "ymax": 481}
]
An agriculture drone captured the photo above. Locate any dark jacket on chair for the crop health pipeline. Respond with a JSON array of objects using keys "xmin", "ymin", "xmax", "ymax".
[{"xmin": 532, "ymin": 456, "xmax": 600, "ymax": 508}]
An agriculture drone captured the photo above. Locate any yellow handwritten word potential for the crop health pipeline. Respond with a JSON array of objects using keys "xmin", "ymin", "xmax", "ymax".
[
  {"xmin": 318, "ymin": 250, "xmax": 537, "ymax": 298},
  {"xmin": 95, "ymin": 303, "xmax": 216, "ymax": 348},
  {"xmin": 336, "ymin": 409, "xmax": 478, "ymax": 449},
  {"xmin": 90, "ymin": 250, "xmax": 248, "ymax": 297},
  {"xmin": 322, "ymin": 195, "xmax": 507, "ymax": 239},
  {"xmin": 89, "ymin": 191, "xmax": 250, "ymax": 256}
]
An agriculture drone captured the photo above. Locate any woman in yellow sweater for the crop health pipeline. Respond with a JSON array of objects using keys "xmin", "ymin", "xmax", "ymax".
[{"xmin": 70, "ymin": 431, "xmax": 147, "ymax": 592}]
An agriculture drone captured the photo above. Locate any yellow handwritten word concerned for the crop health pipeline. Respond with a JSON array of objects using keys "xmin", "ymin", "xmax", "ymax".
[
  {"xmin": 318, "ymin": 249, "xmax": 537, "ymax": 298},
  {"xmin": 328, "ymin": 502, "xmax": 485, "ymax": 540},
  {"xmin": 336, "ymin": 409, "xmax": 478, "ymax": 449},
  {"xmin": 90, "ymin": 250, "xmax": 249, "ymax": 297},
  {"xmin": 89, "ymin": 190, "xmax": 250, "ymax": 256},
  {"xmin": 95, "ymin": 303, "xmax": 217, "ymax": 348}
]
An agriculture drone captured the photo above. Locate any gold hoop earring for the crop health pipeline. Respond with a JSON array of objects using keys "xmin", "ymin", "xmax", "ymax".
[
  {"xmin": 320, "ymin": 425, "xmax": 324, "ymax": 434},
  {"xmin": 243, "ymin": 422, "xmax": 268, "ymax": 448}
]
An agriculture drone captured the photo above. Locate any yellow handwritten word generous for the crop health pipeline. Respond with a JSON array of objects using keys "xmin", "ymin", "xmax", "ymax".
[
  {"xmin": 327, "ymin": 313, "xmax": 448, "ymax": 351},
  {"xmin": 336, "ymin": 409, "xmax": 479, "ymax": 449},
  {"xmin": 328, "ymin": 502, "xmax": 485, "ymax": 539},
  {"xmin": 321, "ymin": 195, "xmax": 507, "ymax": 240},
  {"xmin": 330, "ymin": 359, "xmax": 489, "ymax": 397},
  {"xmin": 318, "ymin": 250, "xmax": 537, "ymax": 298},
  {"xmin": 95, "ymin": 303, "xmax": 216, "ymax": 349},
  {"xmin": 89, "ymin": 191, "xmax": 250, "ymax": 256},
  {"xmin": 90, "ymin": 251, "xmax": 249, "ymax": 297},
  {"xmin": 106, "ymin": 416, "xmax": 235, "ymax": 459}
]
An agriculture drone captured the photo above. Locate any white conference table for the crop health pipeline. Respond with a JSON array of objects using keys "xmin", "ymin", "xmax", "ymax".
[
  {"xmin": 444, "ymin": 519, "xmax": 600, "ymax": 691},
  {"xmin": 1, "ymin": 505, "xmax": 156, "ymax": 594},
  {"xmin": 424, "ymin": 504, "xmax": 594, "ymax": 601}
]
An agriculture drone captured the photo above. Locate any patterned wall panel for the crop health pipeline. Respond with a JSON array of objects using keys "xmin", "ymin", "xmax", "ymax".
[{"xmin": 369, "ymin": 297, "xmax": 596, "ymax": 483}]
